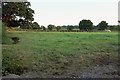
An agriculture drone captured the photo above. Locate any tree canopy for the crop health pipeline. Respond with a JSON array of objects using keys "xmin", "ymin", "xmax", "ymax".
[
  {"xmin": 79, "ymin": 19, "xmax": 93, "ymax": 31},
  {"xmin": 56, "ymin": 26, "xmax": 61, "ymax": 31},
  {"xmin": 32, "ymin": 22, "xmax": 40, "ymax": 29},
  {"xmin": 97, "ymin": 21, "xmax": 108, "ymax": 30},
  {"xmin": 2, "ymin": 2, "xmax": 34, "ymax": 27},
  {"xmin": 47, "ymin": 24, "xmax": 55, "ymax": 31},
  {"xmin": 66, "ymin": 25, "xmax": 74, "ymax": 31},
  {"xmin": 41, "ymin": 25, "xmax": 46, "ymax": 31}
]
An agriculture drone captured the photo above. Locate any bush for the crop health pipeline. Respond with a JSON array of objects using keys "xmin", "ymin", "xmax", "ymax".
[
  {"xmin": 109, "ymin": 25, "xmax": 119, "ymax": 31},
  {"xmin": 2, "ymin": 55, "xmax": 27, "ymax": 75}
]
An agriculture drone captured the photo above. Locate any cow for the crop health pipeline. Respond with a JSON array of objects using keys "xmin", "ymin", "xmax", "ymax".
[{"xmin": 104, "ymin": 29, "xmax": 111, "ymax": 32}]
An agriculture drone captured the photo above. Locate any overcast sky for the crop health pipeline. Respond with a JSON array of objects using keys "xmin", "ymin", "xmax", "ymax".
[{"xmin": 28, "ymin": 0, "xmax": 119, "ymax": 27}]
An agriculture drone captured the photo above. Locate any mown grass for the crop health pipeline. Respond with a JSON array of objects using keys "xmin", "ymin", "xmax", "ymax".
[{"xmin": 2, "ymin": 31, "xmax": 119, "ymax": 77}]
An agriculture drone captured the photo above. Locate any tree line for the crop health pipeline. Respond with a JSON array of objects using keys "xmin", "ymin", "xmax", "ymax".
[
  {"xmin": 1, "ymin": 2, "xmax": 118, "ymax": 32},
  {"xmin": 38, "ymin": 20, "xmax": 109, "ymax": 32},
  {"xmin": 15, "ymin": 21, "xmax": 117, "ymax": 32}
]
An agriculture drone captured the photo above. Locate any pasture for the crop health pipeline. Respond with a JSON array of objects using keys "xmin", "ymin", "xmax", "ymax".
[{"xmin": 2, "ymin": 31, "xmax": 119, "ymax": 77}]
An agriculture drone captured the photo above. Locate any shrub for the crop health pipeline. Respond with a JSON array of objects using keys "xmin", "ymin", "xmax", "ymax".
[{"xmin": 2, "ymin": 55, "xmax": 26, "ymax": 75}]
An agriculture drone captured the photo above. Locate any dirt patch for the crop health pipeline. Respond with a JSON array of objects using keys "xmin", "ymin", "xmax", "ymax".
[{"xmin": 74, "ymin": 63, "xmax": 120, "ymax": 78}]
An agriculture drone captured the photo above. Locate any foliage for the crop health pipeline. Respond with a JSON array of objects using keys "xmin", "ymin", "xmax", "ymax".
[
  {"xmin": 2, "ymin": 2, "xmax": 34, "ymax": 27},
  {"xmin": 97, "ymin": 21, "xmax": 108, "ymax": 30},
  {"xmin": 20, "ymin": 21, "xmax": 32, "ymax": 29},
  {"xmin": 109, "ymin": 25, "xmax": 119, "ymax": 31},
  {"xmin": 66, "ymin": 25, "xmax": 74, "ymax": 31},
  {"xmin": 74, "ymin": 25, "xmax": 79, "ymax": 29},
  {"xmin": 32, "ymin": 22, "xmax": 40, "ymax": 29},
  {"xmin": 79, "ymin": 19, "xmax": 93, "ymax": 31},
  {"xmin": 41, "ymin": 25, "xmax": 46, "ymax": 31},
  {"xmin": 47, "ymin": 24, "xmax": 55, "ymax": 31},
  {"xmin": 2, "ymin": 56, "xmax": 26, "ymax": 75},
  {"xmin": 56, "ymin": 26, "xmax": 61, "ymax": 31}
]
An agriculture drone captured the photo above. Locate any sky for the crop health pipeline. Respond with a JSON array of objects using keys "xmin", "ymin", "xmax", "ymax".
[{"xmin": 28, "ymin": 0, "xmax": 119, "ymax": 27}]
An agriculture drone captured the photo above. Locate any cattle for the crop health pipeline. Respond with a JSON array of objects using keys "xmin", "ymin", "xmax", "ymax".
[{"xmin": 104, "ymin": 29, "xmax": 111, "ymax": 32}]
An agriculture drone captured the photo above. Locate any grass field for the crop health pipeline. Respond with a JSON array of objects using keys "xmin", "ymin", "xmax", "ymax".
[
  {"xmin": 0, "ymin": 21, "xmax": 2, "ymax": 76},
  {"xmin": 2, "ymin": 31, "xmax": 119, "ymax": 77}
]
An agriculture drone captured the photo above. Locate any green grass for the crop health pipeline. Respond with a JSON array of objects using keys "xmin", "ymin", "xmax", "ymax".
[
  {"xmin": 0, "ymin": 21, "xmax": 2, "ymax": 75},
  {"xmin": 2, "ymin": 22, "xmax": 11, "ymax": 44},
  {"xmin": 2, "ymin": 31, "xmax": 119, "ymax": 77},
  {"xmin": 0, "ymin": 24, "xmax": 1, "ymax": 40},
  {"xmin": 0, "ymin": 20, "xmax": 2, "ymax": 76}
]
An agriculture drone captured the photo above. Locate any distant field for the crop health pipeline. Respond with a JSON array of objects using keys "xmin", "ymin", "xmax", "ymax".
[{"xmin": 2, "ymin": 31, "xmax": 119, "ymax": 77}]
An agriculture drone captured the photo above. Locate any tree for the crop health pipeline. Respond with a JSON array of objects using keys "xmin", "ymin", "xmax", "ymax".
[
  {"xmin": 56, "ymin": 26, "xmax": 61, "ymax": 31},
  {"xmin": 79, "ymin": 19, "xmax": 93, "ymax": 31},
  {"xmin": 118, "ymin": 21, "xmax": 120, "ymax": 23},
  {"xmin": 47, "ymin": 24, "xmax": 55, "ymax": 31},
  {"xmin": 97, "ymin": 21, "xmax": 108, "ymax": 30},
  {"xmin": 20, "ymin": 21, "xmax": 32, "ymax": 29},
  {"xmin": 67, "ymin": 25, "xmax": 74, "ymax": 31},
  {"xmin": 74, "ymin": 25, "xmax": 79, "ymax": 29},
  {"xmin": 41, "ymin": 25, "xmax": 46, "ymax": 31},
  {"xmin": 32, "ymin": 22, "xmax": 40, "ymax": 29},
  {"xmin": 2, "ymin": 2, "xmax": 34, "ymax": 27}
]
